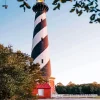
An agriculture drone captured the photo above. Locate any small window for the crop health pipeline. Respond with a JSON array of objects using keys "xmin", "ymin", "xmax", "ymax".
[
  {"xmin": 41, "ymin": 38, "xmax": 43, "ymax": 43},
  {"xmin": 41, "ymin": 59, "xmax": 43, "ymax": 63},
  {"xmin": 41, "ymin": 19, "xmax": 42, "ymax": 21},
  {"xmin": 38, "ymin": 89, "xmax": 44, "ymax": 96},
  {"xmin": 41, "ymin": 37, "xmax": 43, "ymax": 41}
]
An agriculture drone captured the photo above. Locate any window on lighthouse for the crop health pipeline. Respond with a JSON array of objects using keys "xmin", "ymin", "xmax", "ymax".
[
  {"xmin": 41, "ymin": 38, "xmax": 44, "ymax": 64},
  {"xmin": 41, "ymin": 59, "xmax": 44, "ymax": 63},
  {"xmin": 41, "ymin": 38, "xmax": 43, "ymax": 42}
]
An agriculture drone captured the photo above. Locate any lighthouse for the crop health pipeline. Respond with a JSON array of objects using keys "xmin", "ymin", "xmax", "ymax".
[
  {"xmin": 31, "ymin": 1, "xmax": 55, "ymax": 97},
  {"xmin": 31, "ymin": 0, "xmax": 51, "ymax": 79}
]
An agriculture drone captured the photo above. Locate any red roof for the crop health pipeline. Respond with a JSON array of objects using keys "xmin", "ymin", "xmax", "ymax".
[{"xmin": 36, "ymin": 83, "xmax": 51, "ymax": 89}]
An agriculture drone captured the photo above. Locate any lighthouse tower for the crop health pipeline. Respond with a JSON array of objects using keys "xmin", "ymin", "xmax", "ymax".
[
  {"xmin": 31, "ymin": 1, "xmax": 55, "ymax": 97},
  {"xmin": 31, "ymin": 0, "xmax": 51, "ymax": 79}
]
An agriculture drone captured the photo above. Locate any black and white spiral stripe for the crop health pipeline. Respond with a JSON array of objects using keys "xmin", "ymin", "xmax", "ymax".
[{"xmin": 31, "ymin": 11, "xmax": 51, "ymax": 78}]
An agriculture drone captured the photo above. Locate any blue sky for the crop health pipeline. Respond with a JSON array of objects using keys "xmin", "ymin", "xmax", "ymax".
[{"xmin": 0, "ymin": 0, "xmax": 100, "ymax": 85}]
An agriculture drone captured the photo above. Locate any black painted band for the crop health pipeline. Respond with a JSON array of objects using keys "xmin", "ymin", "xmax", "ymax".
[
  {"xmin": 31, "ymin": 35, "xmax": 48, "ymax": 60},
  {"xmin": 35, "ymin": 12, "xmax": 43, "ymax": 20},
  {"xmin": 33, "ymin": 19, "xmax": 47, "ymax": 38},
  {"xmin": 41, "ymin": 60, "xmax": 51, "ymax": 77}
]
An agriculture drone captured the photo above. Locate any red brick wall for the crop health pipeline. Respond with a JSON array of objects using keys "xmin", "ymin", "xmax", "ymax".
[
  {"xmin": 49, "ymin": 79, "xmax": 55, "ymax": 94},
  {"xmin": 32, "ymin": 89, "xmax": 38, "ymax": 95},
  {"xmin": 32, "ymin": 88, "xmax": 51, "ymax": 99},
  {"xmin": 44, "ymin": 89, "xmax": 51, "ymax": 98}
]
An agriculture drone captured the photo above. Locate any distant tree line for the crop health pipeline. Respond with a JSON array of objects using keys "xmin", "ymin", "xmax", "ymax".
[{"xmin": 56, "ymin": 82, "xmax": 100, "ymax": 95}]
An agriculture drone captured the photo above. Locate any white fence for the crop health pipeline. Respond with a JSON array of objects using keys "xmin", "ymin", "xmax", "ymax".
[{"xmin": 51, "ymin": 94, "xmax": 98, "ymax": 98}]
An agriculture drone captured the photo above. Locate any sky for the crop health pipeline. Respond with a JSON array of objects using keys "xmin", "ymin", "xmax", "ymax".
[{"xmin": 0, "ymin": 0, "xmax": 100, "ymax": 85}]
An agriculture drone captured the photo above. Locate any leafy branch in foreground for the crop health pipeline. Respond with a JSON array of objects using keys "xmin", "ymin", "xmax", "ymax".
[
  {"xmin": 52, "ymin": 0, "xmax": 100, "ymax": 23},
  {"xmin": 2, "ymin": 0, "xmax": 100, "ymax": 23},
  {"xmin": 17, "ymin": 0, "xmax": 31, "ymax": 12}
]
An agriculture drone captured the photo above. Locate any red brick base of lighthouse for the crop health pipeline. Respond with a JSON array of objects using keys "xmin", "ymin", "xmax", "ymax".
[
  {"xmin": 32, "ymin": 83, "xmax": 51, "ymax": 99},
  {"xmin": 49, "ymin": 77, "xmax": 55, "ymax": 94},
  {"xmin": 32, "ymin": 77, "xmax": 55, "ymax": 99}
]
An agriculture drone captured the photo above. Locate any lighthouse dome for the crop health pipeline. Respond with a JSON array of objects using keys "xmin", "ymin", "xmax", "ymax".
[{"xmin": 37, "ymin": 0, "xmax": 44, "ymax": 2}]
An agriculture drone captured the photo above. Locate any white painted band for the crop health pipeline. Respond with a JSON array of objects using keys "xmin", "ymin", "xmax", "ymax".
[
  {"xmin": 32, "ymin": 26, "xmax": 48, "ymax": 51},
  {"xmin": 34, "ymin": 46, "xmax": 50, "ymax": 69},
  {"xmin": 34, "ymin": 12, "xmax": 46, "ymax": 28}
]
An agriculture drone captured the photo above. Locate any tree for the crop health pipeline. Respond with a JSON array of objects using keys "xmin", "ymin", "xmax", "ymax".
[
  {"xmin": 67, "ymin": 81, "xmax": 76, "ymax": 86},
  {"xmin": 2, "ymin": 0, "xmax": 100, "ymax": 23},
  {"xmin": 0, "ymin": 44, "xmax": 45, "ymax": 100},
  {"xmin": 53, "ymin": 0, "xmax": 100, "ymax": 23},
  {"xmin": 56, "ymin": 82, "xmax": 64, "ymax": 86},
  {"xmin": 14, "ymin": 0, "xmax": 100, "ymax": 23},
  {"xmin": 55, "ymin": 82, "xmax": 100, "ymax": 94},
  {"xmin": 55, "ymin": 85, "xmax": 66, "ymax": 94}
]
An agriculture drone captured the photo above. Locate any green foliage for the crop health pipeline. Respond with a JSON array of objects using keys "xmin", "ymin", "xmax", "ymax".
[
  {"xmin": 52, "ymin": 0, "xmax": 100, "ymax": 23},
  {"xmin": 17, "ymin": 0, "xmax": 24, "ymax": 2},
  {"xmin": 56, "ymin": 82, "xmax": 100, "ymax": 94},
  {"xmin": 52, "ymin": 0, "xmax": 72, "ymax": 10},
  {"xmin": 16, "ymin": 0, "xmax": 100, "ymax": 23},
  {"xmin": 17, "ymin": 0, "xmax": 31, "ymax": 12},
  {"xmin": 0, "ymin": 44, "xmax": 45, "ymax": 100},
  {"xmin": 53, "ymin": 3, "xmax": 60, "ymax": 10},
  {"xmin": 60, "ymin": 0, "xmax": 71, "ymax": 3},
  {"xmin": 55, "ymin": 86, "xmax": 66, "ymax": 94},
  {"xmin": 2, "ymin": 0, "xmax": 100, "ymax": 23},
  {"xmin": 56, "ymin": 82, "xmax": 64, "ymax": 86},
  {"xmin": 90, "ymin": 14, "xmax": 96, "ymax": 20}
]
